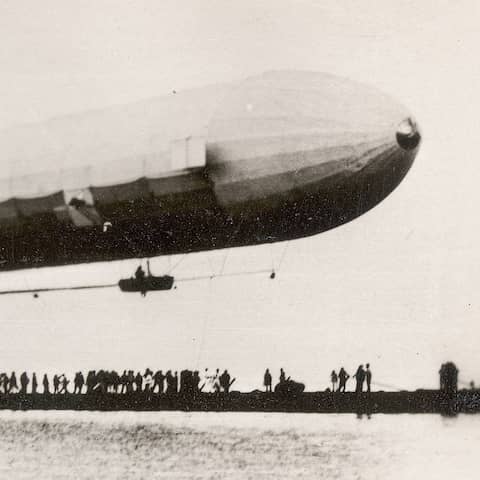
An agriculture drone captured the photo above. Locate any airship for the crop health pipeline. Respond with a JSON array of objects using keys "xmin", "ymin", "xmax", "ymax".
[{"xmin": 0, "ymin": 70, "xmax": 420, "ymax": 276}]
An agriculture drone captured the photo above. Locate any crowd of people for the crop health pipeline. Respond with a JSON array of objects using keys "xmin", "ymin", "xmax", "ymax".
[
  {"xmin": 0, "ymin": 368, "xmax": 234, "ymax": 396},
  {"xmin": 329, "ymin": 364, "xmax": 373, "ymax": 393},
  {"xmin": 262, "ymin": 366, "xmax": 374, "ymax": 394},
  {"xmin": 0, "ymin": 365, "xmax": 373, "ymax": 395}
]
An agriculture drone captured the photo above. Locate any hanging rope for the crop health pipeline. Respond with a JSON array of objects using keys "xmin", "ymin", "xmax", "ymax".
[
  {"xmin": 269, "ymin": 240, "xmax": 290, "ymax": 275},
  {"xmin": 218, "ymin": 249, "xmax": 230, "ymax": 276},
  {"xmin": 276, "ymin": 241, "xmax": 290, "ymax": 272},
  {"xmin": 166, "ymin": 254, "xmax": 188, "ymax": 275},
  {"xmin": 176, "ymin": 268, "xmax": 272, "ymax": 283},
  {"xmin": 0, "ymin": 283, "xmax": 118, "ymax": 296}
]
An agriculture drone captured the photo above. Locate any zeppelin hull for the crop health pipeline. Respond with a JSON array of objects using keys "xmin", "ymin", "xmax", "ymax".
[{"xmin": 0, "ymin": 71, "xmax": 421, "ymax": 271}]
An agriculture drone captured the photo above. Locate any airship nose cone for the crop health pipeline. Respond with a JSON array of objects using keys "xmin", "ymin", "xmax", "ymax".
[{"xmin": 396, "ymin": 117, "xmax": 421, "ymax": 151}]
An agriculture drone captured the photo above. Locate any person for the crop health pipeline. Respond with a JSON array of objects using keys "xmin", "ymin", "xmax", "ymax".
[
  {"xmin": 0, "ymin": 373, "xmax": 8, "ymax": 393},
  {"xmin": 31, "ymin": 373, "xmax": 38, "ymax": 394},
  {"xmin": 111, "ymin": 370, "xmax": 120, "ymax": 393},
  {"xmin": 9, "ymin": 372, "xmax": 18, "ymax": 393},
  {"xmin": 144, "ymin": 369, "xmax": 153, "ymax": 393},
  {"xmin": 264, "ymin": 369, "xmax": 272, "ymax": 393},
  {"xmin": 135, "ymin": 265, "xmax": 147, "ymax": 297},
  {"xmin": 86, "ymin": 371, "xmax": 96, "ymax": 394},
  {"xmin": 127, "ymin": 370, "xmax": 135, "ymax": 394},
  {"xmin": 135, "ymin": 372, "xmax": 143, "ymax": 392},
  {"xmin": 201, "ymin": 368, "xmax": 213, "ymax": 393},
  {"xmin": 43, "ymin": 374, "xmax": 50, "ymax": 394},
  {"xmin": 96, "ymin": 370, "xmax": 107, "ymax": 394},
  {"xmin": 279, "ymin": 368, "xmax": 286, "ymax": 383},
  {"xmin": 219, "ymin": 370, "xmax": 231, "ymax": 393},
  {"xmin": 20, "ymin": 372, "xmax": 29, "ymax": 394},
  {"xmin": 365, "ymin": 364, "xmax": 372, "ymax": 393},
  {"xmin": 74, "ymin": 372, "xmax": 85, "ymax": 394},
  {"xmin": 331, "ymin": 370, "xmax": 338, "ymax": 392},
  {"xmin": 153, "ymin": 370, "xmax": 164, "ymax": 394},
  {"xmin": 53, "ymin": 374, "xmax": 60, "ymax": 394},
  {"xmin": 120, "ymin": 370, "xmax": 128, "ymax": 394},
  {"xmin": 59, "ymin": 374, "xmax": 69, "ymax": 394},
  {"xmin": 174, "ymin": 372, "xmax": 179, "ymax": 394},
  {"xmin": 354, "ymin": 365, "xmax": 365, "ymax": 393},
  {"xmin": 192, "ymin": 371, "xmax": 201, "ymax": 394},
  {"xmin": 213, "ymin": 369, "xmax": 221, "ymax": 393},
  {"xmin": 135, "ymin": 265, "xmax": 145, "ymax": 280},
  {"xmin": 165, "ymin": 370, "xmax": 175, "ymax": 395},
  {"xmin": 338, "ymin": 368, "xmax": 349, "ymax": 392}
]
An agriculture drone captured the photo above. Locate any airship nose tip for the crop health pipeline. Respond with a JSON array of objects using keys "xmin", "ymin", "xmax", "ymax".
[{"xmin": 396, "ymin": 117, "xmax": 421, "ymax": 151}]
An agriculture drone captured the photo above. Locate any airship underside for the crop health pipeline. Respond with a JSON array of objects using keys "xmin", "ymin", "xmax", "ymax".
[{"xmin": 0, "ymin": 71, "xmax": 420, "ymax": 271}]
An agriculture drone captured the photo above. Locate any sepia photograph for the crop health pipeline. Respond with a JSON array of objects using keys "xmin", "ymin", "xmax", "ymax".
[{"xmin": 0, "ymin": 1, "xmax": 478, "ymax": 478}]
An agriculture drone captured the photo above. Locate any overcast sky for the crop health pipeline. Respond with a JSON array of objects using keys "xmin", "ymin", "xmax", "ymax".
[{"xmin": 0, "ymin": 0, "xmax": 479, "ymax": 391}]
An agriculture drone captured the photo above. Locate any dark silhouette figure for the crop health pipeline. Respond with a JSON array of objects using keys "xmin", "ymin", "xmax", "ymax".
[
  {"xmin": 274, "ymin": 374, "xmax": 305, "ymax": 397},
  {"xmin": 338, "ymin": 368, "xmax": 349, "ymax": 392},
  {"xmin": 32, "ymin": 373, "xmax": 38, "ymax": 394},
  {"xmin": 354, "ymin": 365, "xmax": 365, "ymax": 393},
  {"xmin": 219, "ymin": 370, "xmax": 232, "ymax": 393},
  {"xmin": 120, "ymin": 370, "xmax": 128, "ymax": 394},
  {"xmin": 331, "ymin": 370, "xmax": 338, "ymax": 392},
  {"xmin": 264, "ymin": 369, "xmax": 272, "ymax": 392},
  {"xmin": 192, "ymin": 371, "xmax": 201, "ymax": 394},
  {"xmin": 111, "ymin": 370, "xmax": 120, "ymax": 393},
  {"xmin": 0, "ymin": 373, "xmax": 8, "ymax": 393},
  {"xmin": 9, "ymin": 372, "xmax": 18, "ymax": 393},
  {"xmin": 59, "ymin": 375, "xmax": 69, "ymax": 394},
  {"xmin": 365, "ymin": 364, "xmax": 372, "ymax": 393},
  {"xmin": 96, "ymin": 370, "xmax": 107, "ymax": 394},
  {"xmin": 180, "ymin": 370, "xmax": 193, "ymax": 396},
  {"xmin": 86, "ymin": 371, "xmax": 96, "ymax": 394},
  {"xmin": 279, "ymin": 368, "xmax": 286, "ymax": 383},
  {"xmin": 439, "ymin": 362, "xmax": 458, "ymax": 394},
  {"xmin": 135, "ymin": 265, "xmax": 145, "ymax": 280},
  {"xmin": 43, "ymin": 374, "xmax": 50, "ymax": 394},
  {"xmin": 127, "ymin": 370, "xmax": 135, "ymax": 394},
  {"xmin": 135, "ymin": 372, "xmax": 143, "ymax": 392},
  {"xmin": 165, "ymin": 370, "xmax": 177, "ymax": 395},
  {"xmin": 20, "ymin": 372, "xmax": 29, "ymax": 394},
  {"xmin": 153, "ymin": 370, "xmax": 165, "ymax": 394},
  {"xmin": 74, "ymin": 372, "xmax": 85, "ymax": 394},
  {"xmin": 135, "ymin": 265, "xmax": 147, "ymax": 297},
  {"xmin": 53, "ymin": 374, "xmax": 60, "ymax": 394}
]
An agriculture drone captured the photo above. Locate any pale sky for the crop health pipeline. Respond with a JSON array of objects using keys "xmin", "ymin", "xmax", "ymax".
[{"xmin": 0, "ymin": 0, "xmax": 479, "ymax": 392}]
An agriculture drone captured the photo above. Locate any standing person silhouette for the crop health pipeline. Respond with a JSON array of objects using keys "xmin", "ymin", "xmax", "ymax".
[
  {"xmin": 354, "ymin": 365, "xmax": 365, "ymax": 393},
  {"xmin": 31, "ymin": 373, "xmax": 38, "ymax": 394},
  {"xmin": 59, "ymin": 375, "xmax": 69, "ymax": 394},
  {"xmin": 365, "ymin": 364, "xmax": 372, "ymax": 393},
  {"xmin": 153, "ymin": 370, "xmax": 164, "ymax": 394},
  {"xmin": 264, "ymin": 369, "xmax": 272, "ymax": 392},
  {"xmin": 338, "ymin": 368, "xmax": 349, "ymax": 392},
  {"xmin": 330, "ymin": 370, "xmax": 338, "ymax": 392},
  {"xmin": 135, "ymin": 265, "xmax": 147, "ymax": 297},
  {"xmin": 20, "ymin": 372, "xmax": 29, "ymax": 394},
  {"xmin": 120, "ymin": 370, "xmax": 128, "ymax": 394},
  {"xmin": 43, "ymin": 374, "xmax": 50, "ymax": 394},
  {"xmin": 134, "ymin": 372, "xmax": 143, "ymax": 392},
  {"xmin": 9, "ymin": 372, "xmax": 18, "ymax": 393},
  {"xmin": 53, "ymin": 374, "xmax": 60, "ymax": 394}
]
